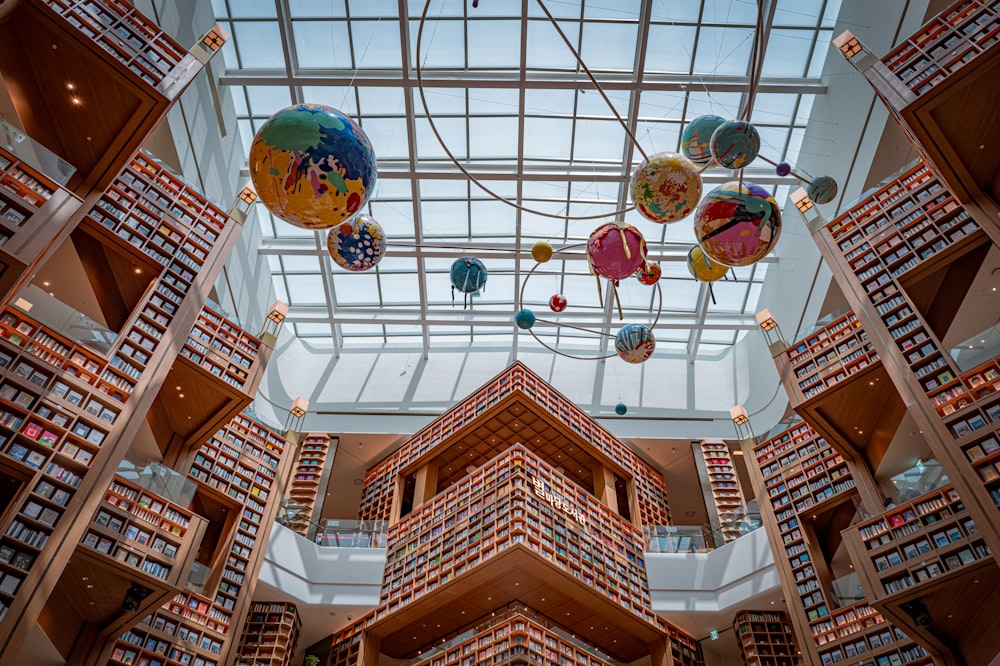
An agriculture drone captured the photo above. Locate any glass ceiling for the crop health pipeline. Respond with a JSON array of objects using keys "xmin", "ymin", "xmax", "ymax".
[{"xmin": 211, "ymin": 0, "xmax": 842, "ymax": 358}]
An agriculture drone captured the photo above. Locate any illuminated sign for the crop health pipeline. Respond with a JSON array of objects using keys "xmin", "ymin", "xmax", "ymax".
[{"xmin": 530, "ymin": 477, "xmax": 586, "ymax": 526}]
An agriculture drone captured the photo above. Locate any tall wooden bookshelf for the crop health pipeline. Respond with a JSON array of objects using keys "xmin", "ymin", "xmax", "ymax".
[
  {"xmin": 698, "ymin": 439, "xmax": 746, "ymax": 543},
  {"xmin": 733, "ymin": 610, "xmax": 799, "ymax": 666},
  {"xmin": 792, "ymin": 160, "xmax": 1000, "ymax": 562},
  {"xmin": 235, "ymin": 601, "xmax": 301, "ymax": 666},
  {"xmin": 376, "ymin": 444, "xmax": 661, "ymax": 631},
  {"xmin": 0, "ymin": 0, "xmax": 206, "ymax": 196},
  {"xmin": 73, "ymin": 473, "xmax": 208, "ymax": 625},
  {"xmin": 287, "ymin": 432, "xmax": 334, "ymax": 537},
  {"xmin": 778, "ymin": 71, "xmax": 1000, "ymax": 656},
  {"xmin": 834, "ymin": 0, "xmax": 1000, "ymax": 245},
  {"xmin": 0, "ymin": 144, "xmax": 244, "ymax": 657},
  {"xmin": 329, "ymin": 363, "xmax": 702, "ymax": 666},
  {"xmin": 742, "ymin": 420, "xmax": 932, "ymax": 666},
  {"xmin": 0, "ymin": 146, "xmax": 81, "ymax": 303},
  {"xmin": 359, "ymin": 362, "xmax": 670, "ymax": 529},
  {"xmin": 100, "ymin": 412, "xmax": 293, "ymax": 666}
]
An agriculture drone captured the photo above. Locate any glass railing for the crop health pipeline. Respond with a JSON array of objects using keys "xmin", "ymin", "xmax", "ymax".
[
  {"xmin": 313, "ymin": 519, "xmax": 387, "ymax": 548},
  {"xmin": 185, "ymin": 561, "xmax": 211, "ymax": 596},
  {"xmin": 644, "ymin": 525, "xmax": 710, "ymax": 553},
  {"xmin": 243, "ymin": 403, "xmax": 285, "ymax": 434},
  {"xmin": 276, "ymin": 504, "xmax": 388, "ymax": 549},
  {"xmin": 830, "ymin": 571, "xmax": 866, "ymax": 607},
  {"xmin": 791, "ymin": 304, "xmax": 855, "ymax": 347},
  {"xmin": 11, "ymin": 284, "xmax": 118, "ymax": 354},
  {"xmin": 1, "ymin": 119, "xmax": 76, "ymax": 186},
  {"xmin": 645, "ymin": 508, "xmax": 764, "ymax": 553},
  {"xmin": 116, "ymin": 453, "xmax": 198, "ymax": 507},
  {"xmin": 883, "ymin": 459, "xmax": 949, "ymax": 509},
  {"xmin": 948, "ymin": 325, "xmax": 1000, "ymax": 374}
]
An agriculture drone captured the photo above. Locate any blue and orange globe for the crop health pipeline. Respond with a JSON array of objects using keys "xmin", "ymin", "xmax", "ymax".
[
  {"xmin": 249, "ymin": 104, "xmax": 377, "ymax": 230},
  {"xmin": 693, "ymin": 181, "xmax": 782, "ymax": 267}
]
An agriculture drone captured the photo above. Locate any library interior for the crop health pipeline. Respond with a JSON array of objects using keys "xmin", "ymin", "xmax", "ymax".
[{"xmin": 0, "ymin": 0, "xmax": 997, "ymax": 665}]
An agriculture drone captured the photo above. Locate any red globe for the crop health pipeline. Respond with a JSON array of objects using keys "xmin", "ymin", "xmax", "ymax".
[
  {"xmin": 549, "ymin": 294, "xmax": 568, "ymax": 312},
  {"xmin": 636, "ymin": 263, "xmax": 661, "ymax": 285}
]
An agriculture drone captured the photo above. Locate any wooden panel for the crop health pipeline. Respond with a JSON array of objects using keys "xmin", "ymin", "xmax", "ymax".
[
  {"xmin": 366, "ymin": 545, "xmax": 664, "ymax": 663},
  {"xmin": 0, "ymin": 3, "xmax": 156, "ymax": 195}
]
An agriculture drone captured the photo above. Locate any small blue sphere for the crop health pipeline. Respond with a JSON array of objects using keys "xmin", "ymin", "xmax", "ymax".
[
  {"xmin": 775, "ymin": 162, "xmax": 791, "ymax": 177},
  {"xmin": 615, "ymin": 403, "xmax": 628, "ymax": 416},
  {"xmin": 515, "ymin": 309, "xmax": 536, "ymax": 330}
]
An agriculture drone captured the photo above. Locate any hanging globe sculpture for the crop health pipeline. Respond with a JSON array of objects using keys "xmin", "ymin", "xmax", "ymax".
[
  {"xmin": 775, "ymin": 161, "xmax": 791, "ymax": 177},
  {"xmin": 614, "ymin": 403, "xmax": 628, "ymax": 416},
  {"xmin": 515, "ymin": 309, "xmax": 536, "ymax": 330},
  {"xmin": 681, "ymin": 114, "xmax": 726, "ymax": 166},
  {"xmin": 587, "ymin": 223, "xmax": 648, "ymax": 280},
  {"xmin": 531, "ymin": 241, "xmax": 554, "ymax": 263},
  {"xmin": 686, "ymin": 246, "xmax": 729, "ymax": 282},
  {"xmin": 249, "ymin": 104, "xmax": 377, "ymax": 229},
  {"xmin": 450, "ymin": 257, "xmax": 488, "ymax": 308},
  {"xmin": 710, "ymin": 120, "xmax": 760, "ymax": 170},
  {"xmin": 629, "ymin": 152, "xmax": 703, "ymax": 224},
  {"xmin": 694, "ymin": 181, "xmax": 782, "ymax": 267},
  {"xmin": 615, "ymin": 324, "xmax": 656, "ymax": 364},
  {"xmin": 636, "ymin": 262, "xmax": 661, "ymax": 286},
  {"xmin": 807, "ymin": 175, "xmax": 839, "ymax": 204},
  {"xmin": 326, "ymin": 215, "xmax": 385, "ymax": 272},
  {"xmin": 549, "ymin": 294, "xmax": 567, "ymax": 313}
]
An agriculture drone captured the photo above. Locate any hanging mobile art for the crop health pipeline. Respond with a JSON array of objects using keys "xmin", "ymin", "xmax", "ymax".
[
  {"xmin": 242, "ymin": 0, "xmax": 841, "ymax": 363},
  {"xmin": 408, "ymin": 0, "xmax": 839, "ymax": 363}
]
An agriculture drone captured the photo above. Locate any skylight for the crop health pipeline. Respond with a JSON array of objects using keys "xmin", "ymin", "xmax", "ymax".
[{"xmin": 212, "ymin": 0, "xmax": 839, "ymax": 359}]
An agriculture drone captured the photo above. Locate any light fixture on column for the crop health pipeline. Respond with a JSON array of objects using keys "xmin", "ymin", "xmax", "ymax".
[
  {"xmin": 832, "ymin": 31, "xmax": 880, "ymax": 70},
  {"xmin": 228, "ymin": 182, "xmax": 258, "ymax": 225},
  {"xmin": 730, "ymin": 405, "xmax": 754, "ymax": 442},
  {"xmin": 260, "ymin": 300, "xmax": 288, "ymax": 347},
  {"xmin": 284, "ymin": 396, "xmax": 308, "ymax": 433},
  {"xmin": 190, "ymin": 22, "xmax": 231, "ymax": 64},
  {"xmin": 790, "ymin": 187, "xmax": 829, "ymax": 233},
  {"xmin": 755, "ymin": 308, "xmax": 786, "ymax": 354}
]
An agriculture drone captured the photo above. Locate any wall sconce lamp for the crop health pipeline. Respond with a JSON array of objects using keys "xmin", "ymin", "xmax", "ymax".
[
  {"xmin": 730, "ymin": 405, "xmax": 754, "ymax": 443},
  {"xmin": 756, "ymin": 308, "xmax": 787, "ymax": 354}
]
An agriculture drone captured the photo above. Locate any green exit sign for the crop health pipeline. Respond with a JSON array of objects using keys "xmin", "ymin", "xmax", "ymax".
[{"xmin": 709, "ymin": 630, "xmax": 719, "ymax": 641}]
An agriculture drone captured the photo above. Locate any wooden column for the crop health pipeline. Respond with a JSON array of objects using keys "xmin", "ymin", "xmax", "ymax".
[
  {"xmin": 412, "ymin": 461, "xmax": 439, "ymax": 508},
  {"xmin": 593, "ymin": 464, "xmax": 619, "ymax": 514}
]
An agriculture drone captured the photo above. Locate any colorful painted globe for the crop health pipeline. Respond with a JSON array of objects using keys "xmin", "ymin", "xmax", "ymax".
[
  {"xmin": 681, "ymin": 114, "xmax": 726, "ymax": 166},
  {"xmin": 808, "ymin": 175, "xmax": 838, "ymax": 204},
  {"xmin": 693, "ymin": 181, "xmax": 782, "ymax": 267},
  {"xmin": 515, "ymin": 309, "xmax": 536, "ymax": 330},
  {"xmin": 450, "ymin": 257, "xmax": 488, "ymax": 294},
  {"xmin": 549, "ymin": 294, "xmax": 567, "ymax": 313},
  {"xmin": 710, "ymin": 120, "xmax": 760, "ymax": 169},
  {"xmin": 636, "ymin": 262, "xmax": 661, "ymax": 286},
  {"xmin": 615, "ymin": 324, "xmax": 656, "ymax": 364},
  {"xmin": 587, "ymin": 223, "xmax": 648, "ymax": 281},
  {"xmin": 614, "ymin": 403, "xmax": 628, "ymax": 416},
  {"xmin": 531, "ymin": 241, "xmax": 553, "ymax": 263},
  {"xmin": 249, "ymin": 104, "xmax": 377, "ymax": 230},
  {"xmin": 630, "ymin": 152, "xmax": 703, "ymax": 224},
  {"xmin": 686, "ymin": 246, "xmax": 729, "ymax": 282},
  {"xmin": 326, "ymin": 215, "xmax": 386, "ymax": 272}
]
